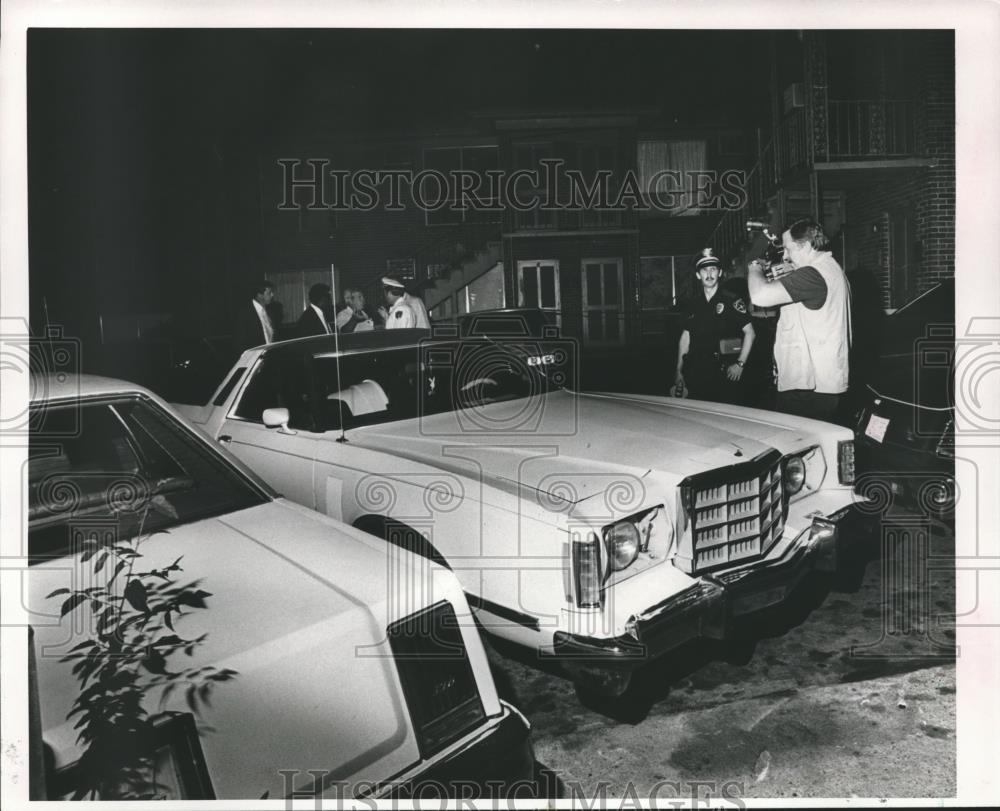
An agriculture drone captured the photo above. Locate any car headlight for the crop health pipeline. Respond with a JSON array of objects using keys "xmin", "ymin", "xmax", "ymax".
[
  {"xmin": 603, "ymin": 520, "xmax": 641, "ymax": 572},
  {"xmin": 783, "ymin": 455, "xmax": 807, "ymax": 496}
]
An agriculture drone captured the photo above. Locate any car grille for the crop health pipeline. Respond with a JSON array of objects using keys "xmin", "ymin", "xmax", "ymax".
[
  {"xmin": 387, "ymin": 601, "xmax": 485, "ymax": 758},
  {"xmin": 679, "ymin": 450, "xmax": 785, "ymax": 574}
]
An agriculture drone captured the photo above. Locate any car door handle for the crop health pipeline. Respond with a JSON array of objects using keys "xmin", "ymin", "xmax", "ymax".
[{"xmin": 218, "ymin": 434, "xmax": 232, "ymax": 444}]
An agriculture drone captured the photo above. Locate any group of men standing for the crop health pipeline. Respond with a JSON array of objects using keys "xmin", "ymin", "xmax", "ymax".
[
  {"xmin": 673, "ymin": 218, "xmax": 851, "ymax": 424},
  {"xmin": 234, "ymin": 275, "xmax": 431, "ymax": 356}
]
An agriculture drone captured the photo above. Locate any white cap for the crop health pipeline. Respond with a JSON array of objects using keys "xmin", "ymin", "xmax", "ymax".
[
  {"xmin": 381, "ymin": 276, "xmax": 406, "ymax": 290},
  {"xmin": 695, "ymin": 248, "xmax": 721, "ymax": 271}
]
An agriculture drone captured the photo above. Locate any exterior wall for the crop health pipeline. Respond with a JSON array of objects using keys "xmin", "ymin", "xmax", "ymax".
[
  {"xmin": 257, "ymin": 142, "xmax": 503, "ymax": 312},
  {"xmin": 842, "ymin": 31, "xmax": 954, "ymax": 309},
  {"xmin": 505, "ymin": 233, "xmax": 635, "ymax": 342}
]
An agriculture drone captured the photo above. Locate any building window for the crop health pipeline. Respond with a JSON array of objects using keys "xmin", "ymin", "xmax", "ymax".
[
  {"xmin": 581, "ymin": 258, "xmax": 625, "ymax": 344},
  {"xmin": 517, "ymin": 260, "xmax": 561, "ymax": 327},
  {"xmin": 639, "ymin": 255, "xmax": 692, "ymax": 340},
  {"xmin": 636, "ymin": 140, "xmax": 707, "ymax": 216},
  {"xmin": 423, "ymin": 145, "xmax": 500, "ymax": 226},
  {"xmin": 578, "ymin": 141, "xmax": 621, "ymax": 229},
  {"xmin": 511, "ymin": 142, "xmax": 557, "ymax": 231}
]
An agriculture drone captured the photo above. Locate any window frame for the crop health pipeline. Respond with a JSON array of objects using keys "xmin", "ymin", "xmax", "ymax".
[{"xmin": 580, "ymin": 257, "xmax": 626, "ymax": 345}]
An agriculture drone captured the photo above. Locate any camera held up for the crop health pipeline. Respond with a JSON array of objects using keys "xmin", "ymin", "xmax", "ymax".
[{"xmin": 745, "ymin": 220, "xmax": 793, "ymax": 281}]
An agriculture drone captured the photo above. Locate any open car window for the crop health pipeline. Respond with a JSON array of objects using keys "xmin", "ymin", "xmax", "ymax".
[
  {"xmin": 29, "ymin": 396, "xmax": 268, "ymax": 562},
  {"xmin": 310, "ymin": 340, "xmax": 546, "ymax": 431}
]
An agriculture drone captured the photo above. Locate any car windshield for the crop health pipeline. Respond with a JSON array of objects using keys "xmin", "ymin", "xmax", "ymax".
[
  {"xmin": 29, "ymin": 396, "xmax": 268, "ymax": 561},
  {"xmin": 230, "ymin": 335, "xmax": 572, "ymax": 432},
  {"xmin": 872, "ymin": 281, "xmax": 954, "ymax": 408},
  {"xmin": 312, "ymin": 339, "xmax": 556, "ymax": 431}
]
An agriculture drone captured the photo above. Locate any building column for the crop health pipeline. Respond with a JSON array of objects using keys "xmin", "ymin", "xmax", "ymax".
[{"xmin": 803, "ymin": 30, "xmax": 829, "ymax": 166}]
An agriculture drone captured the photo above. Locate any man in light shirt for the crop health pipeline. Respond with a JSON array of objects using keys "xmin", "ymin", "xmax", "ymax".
[
  {"xmin": 747, "ymin": 218, "xmax": 850, "ymax": 423},
  {"xmin": 334, "ymin": 287, "xmax": 356, "ymax": 332},
  {"xmin": 234, "ymin": 279, "xmax": 276, "ymax": 355},
  {"xmin": 345, "ymin": 289, "xmax": 376, "ymax": 332}
]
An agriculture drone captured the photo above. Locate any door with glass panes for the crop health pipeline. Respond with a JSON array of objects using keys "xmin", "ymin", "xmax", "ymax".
[
  {"xmin": 581, "ymin": 258, "xmax": 624, "ymax": 344},
  {"xmin": 516, "ymin": 260, "xmax": 561, "ymax": 328}
]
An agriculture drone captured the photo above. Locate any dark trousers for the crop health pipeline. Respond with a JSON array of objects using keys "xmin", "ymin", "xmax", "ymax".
[
  {"xmin": 775, "ymin": 389, "xmax": 842, "ymax": 423},
  {"xmin": 685, "ymin": 357, "xmax": 746, "ymax": 405}
]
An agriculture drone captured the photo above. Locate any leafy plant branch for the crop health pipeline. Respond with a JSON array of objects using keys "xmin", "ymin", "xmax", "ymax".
[{"xmin": 48, "ymin": 497, "xmax": 237, "ymax": 800}]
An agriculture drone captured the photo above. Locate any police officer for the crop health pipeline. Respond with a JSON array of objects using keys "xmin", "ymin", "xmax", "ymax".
[
  {"xmin": 672, "ymin": 248, "xmax": 755, "ymax": 404},
  {"xmin": 378, "ymin": 276, "xmax": 427, "ymax": 329}
]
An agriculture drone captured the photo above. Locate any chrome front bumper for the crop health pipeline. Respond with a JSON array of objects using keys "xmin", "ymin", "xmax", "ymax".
[{"xmin": 553, "ymin": 505, "xmax": 877, "ymax": 695}]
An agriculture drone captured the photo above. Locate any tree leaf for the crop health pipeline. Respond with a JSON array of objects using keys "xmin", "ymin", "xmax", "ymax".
[
  {"xmin": 94, "ymin": 552, "xmax": 109, "ymax": 573},
  {"xmin": 164, "ymin": 609, "xmax": 175, "ymax": 632},
  {"xmin": 176, "ymin": 589, "xmax": 212, "ymax": 609},
  {"xmin": 123, "ymin": 579, "xmax": 149, "ymax": 613},
  {"xmin": 185, "ymin": 684, "xmax": 199, "ymax": 713},
  {"xmin": 47, "ymin": 587, "xmax": 71, "ymax": 598},
  {"xmin": 108, "ymin": 559, "xmax": 128, "ymax": 585},
  {"xmin": 142, "ymin": 650, "xmax": 167, "ymax": 675},
  {"xmin": 198, "ymin": 683, "xmax": 212, "ymax": 708},
  {"xmin": 60, "ymin": 593, "xmax": 86, "ymax": 618}
]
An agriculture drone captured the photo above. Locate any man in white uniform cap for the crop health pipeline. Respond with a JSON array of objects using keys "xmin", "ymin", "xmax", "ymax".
[{"xmin": 378, "ymin": 276, "xmax": 431, "ymax": 329}]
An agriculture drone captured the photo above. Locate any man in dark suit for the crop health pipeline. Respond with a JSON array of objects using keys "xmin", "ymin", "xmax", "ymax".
[
  {"xmin": 233, "ymin": 279, "xmax": 276, "ymax": 357},
  {"xmin": 296, "ymin": 283, "xmax": 333, "ymax": 338}
]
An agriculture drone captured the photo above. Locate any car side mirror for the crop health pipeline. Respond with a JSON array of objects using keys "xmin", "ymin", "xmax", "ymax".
[{"xmin": 262, "ymin": 407, "xmax": 297, "ymax": 435}]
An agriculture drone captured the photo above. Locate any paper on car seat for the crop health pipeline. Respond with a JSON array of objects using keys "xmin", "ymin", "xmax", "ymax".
[{"xmin": 327, "ymin": 379, "xmax": 389, "ymax": 416}]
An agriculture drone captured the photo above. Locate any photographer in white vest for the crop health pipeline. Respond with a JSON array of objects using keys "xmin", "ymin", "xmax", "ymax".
[{"xmin": 747, "ymin": 218, "xmax": 850, "ymax": 423}]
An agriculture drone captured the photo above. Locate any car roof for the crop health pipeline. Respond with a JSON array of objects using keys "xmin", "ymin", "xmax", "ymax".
[{"xmin": 30, "ymin": 373, "xmax": 155, "ymax": 405}]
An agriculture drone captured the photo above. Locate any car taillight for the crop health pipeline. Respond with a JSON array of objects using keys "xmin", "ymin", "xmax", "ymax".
[
  {"xmin": 572, "ymin": 533, "xmax": 603, "ymax": 608},
  {"xmin": 838, "ymin": 440, "xmax": 855, "ymax": 485},
  {"xmin": 387, "ymin": 601, "xmax": 485, "ymax": 758}
]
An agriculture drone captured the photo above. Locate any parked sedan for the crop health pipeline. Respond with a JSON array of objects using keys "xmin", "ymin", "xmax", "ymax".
[
  {"xmin": 854, "ymin": 280, "xmax": 955, "ymax": 517},
  {"xmin": 177, "ymin": 324, "xmax": 875, "ymax": 698},
  {"xmin": 27, "ymin": 375, "xmax": 534, "ymax": 800}
]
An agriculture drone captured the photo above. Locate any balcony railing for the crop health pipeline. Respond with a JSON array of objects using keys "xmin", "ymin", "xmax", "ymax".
[
  {"xmin": 826, "ymin": 99, "xmax": 917, "ymax": 159},
  {"xmin": 704, "ymin": 98, "xmax": 921, "ymax": 263}
]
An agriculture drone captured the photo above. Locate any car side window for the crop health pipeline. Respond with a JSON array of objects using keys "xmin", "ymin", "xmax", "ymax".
[
  {"xmin": 29, "ymin": 397, "xmax": 267, "ymax": 561},
  {"xmin": 213, "ymin": 367, "xmax": 246, "ymax": 406},
  {"xmin": 233, "ymin": 354, "xmax": 313, "ymax": 429},
  {"xmin": 29, "ymin": 404, "xmax": 144, "ymax": 523}
]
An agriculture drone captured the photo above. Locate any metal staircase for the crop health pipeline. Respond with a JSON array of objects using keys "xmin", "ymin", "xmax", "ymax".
[{"xmin": 423, "ymin": 241, "xmax": 503, "ymax": 315}]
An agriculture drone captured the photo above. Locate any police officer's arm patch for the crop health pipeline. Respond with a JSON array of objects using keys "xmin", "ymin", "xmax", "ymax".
[
  {"xmin": 715, "ymin": 302, "xmax": 725, "ymax": 314},
  {"xmin": 734, "ymin": 298, "xmax": 747, "ymax": 314}
]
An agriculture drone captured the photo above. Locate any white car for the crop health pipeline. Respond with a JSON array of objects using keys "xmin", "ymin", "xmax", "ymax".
[
  {"xmin": 178, "ymin": 324, "xmax": 875, "ymax": 698},
  {"xmin": 26, "ymin": 375, "xmax": 533, "ymax": 800}
]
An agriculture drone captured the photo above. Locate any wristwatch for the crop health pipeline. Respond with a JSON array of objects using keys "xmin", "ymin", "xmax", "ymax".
[{"xmin": 736, "ymin": 361, "xmax": 745, "ymax": 368}]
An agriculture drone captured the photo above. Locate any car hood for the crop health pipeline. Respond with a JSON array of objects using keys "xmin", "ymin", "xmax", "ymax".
[
  {"xmin": 350, "ymin": 390, "xmax": 820, "ymax": 506},
  {"xmin": 30, "ymin": 499, "xmax": 481, "ymax": 798}
]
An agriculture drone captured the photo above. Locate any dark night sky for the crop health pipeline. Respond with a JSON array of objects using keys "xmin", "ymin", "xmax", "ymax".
[{"xmin": 26, "ymin": 29, "xmax": 773, "ymax": 342}]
